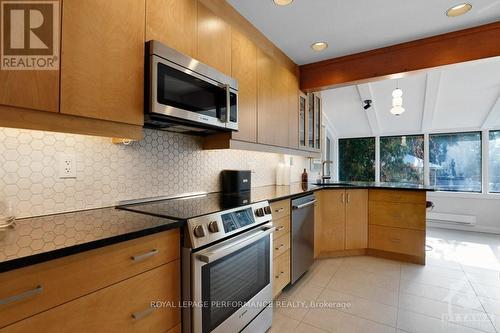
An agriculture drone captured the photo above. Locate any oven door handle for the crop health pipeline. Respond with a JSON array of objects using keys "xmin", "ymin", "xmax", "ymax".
[{"xmin": 197, "ymin": 225, "xmax": 275, "ymax": 263}]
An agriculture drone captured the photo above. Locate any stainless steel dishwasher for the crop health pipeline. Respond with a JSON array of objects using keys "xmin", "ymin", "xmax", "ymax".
[{"xmin": 291, "ymin": 193, "xmax": 316, "ymax": 284}]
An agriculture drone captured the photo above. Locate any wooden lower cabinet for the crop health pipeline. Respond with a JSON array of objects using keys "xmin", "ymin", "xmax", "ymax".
[
  {"xmin": 315, "ymin": 189, "xmax": 367, "ymax": 255},
  {"xmin": 369, "ymin": 225, "xmax": 425, "ymax": 257},
  {"xmin": 0, "ymin": 229, "xmax": 181, "ymax": 331},
  {"xmin": 273, "ymin": 250, "xmax": 290, "ymax": 298},
  {"xmin": 1, "ymin": 261, "xmax": 180, "ymax": 333},
  {"xmin": 368, "ymin": 189, "xmax": 426, "ymax": 264},
  {"xmin": 271, "ymin": 199, "xmax": 291, "ymax": 298},
  {"xmin": 345, "ymin": 190, "xmax": 368, "ymax": 250}
]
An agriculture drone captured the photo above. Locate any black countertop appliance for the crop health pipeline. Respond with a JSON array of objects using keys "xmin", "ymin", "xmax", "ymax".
[{"xmin": 221, "ymin": 170, "xmax": 251, "ymax": 194}]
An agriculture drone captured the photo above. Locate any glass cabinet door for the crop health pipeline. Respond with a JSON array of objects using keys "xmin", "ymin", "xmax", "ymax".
[
  {"xmin": 308, "ymin": 94, "xmax": 314, "ymax": 148},
  {"xmin": 299, "ymin": 93, "xmax": 306, "ymax": 147},
  {"xmin": 314, "ymin": 94, "xmax": 321, "ymax": 150}
]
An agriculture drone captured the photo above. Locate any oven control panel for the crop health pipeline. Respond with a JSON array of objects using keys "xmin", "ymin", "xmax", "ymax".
[{"xmin": 186, "ymin": 201, "xmax": 272, "ymax": 249}]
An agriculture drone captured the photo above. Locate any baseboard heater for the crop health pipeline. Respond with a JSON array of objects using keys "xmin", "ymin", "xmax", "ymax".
[{"xmin": 427, "ymin": 212, "xmax": 477, "ymax": 226}]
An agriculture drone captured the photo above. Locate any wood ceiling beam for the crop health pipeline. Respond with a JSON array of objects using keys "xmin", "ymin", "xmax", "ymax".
[{"xmin": 299, "ymin": 21, "xmax": 500, "ymax": 92}]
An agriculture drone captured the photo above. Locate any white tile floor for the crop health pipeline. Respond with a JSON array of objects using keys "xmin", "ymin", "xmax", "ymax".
[{"xmin": 270, "ymin": 227, "xmax": 500, "ymax": 333}]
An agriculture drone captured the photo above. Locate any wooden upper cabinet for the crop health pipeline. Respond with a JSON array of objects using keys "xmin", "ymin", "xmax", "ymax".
[
  {"xmin": 257, "ymin": 50, "xmax": 289, "ymax": 147},
  {"xmin": 146, "ymin": 0, "xmax": 197, "ymax": 57},
  {"xmin": 287, "ymin": 69, "xmax": 299, "ymax": 149},
  {"xmin": 196, "ymin": 3, "xmax": 231, "ymax": 75},
  {"xmin": 60, "ymin": 0, "xmax": 144, "ymax": 125},
  {"xmin": 345, "ymin": 189, "xmax": 368, "ymax": 250},
  {"xmin": 231, "ymin": 29, "xmax": 257, "ymax": 143},
  {"xmin": 0, "ymin": 0, "xmax": 60, "ymax": 113}
]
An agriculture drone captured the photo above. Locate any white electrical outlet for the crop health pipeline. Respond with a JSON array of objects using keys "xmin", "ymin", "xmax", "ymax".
[
  {"xmin": 247, "ymin": 161, "xmax": 256, "ymax": 173},
  {"xmin": 58, "ymin": 154, "xmax": 76, "ymax": 178}
]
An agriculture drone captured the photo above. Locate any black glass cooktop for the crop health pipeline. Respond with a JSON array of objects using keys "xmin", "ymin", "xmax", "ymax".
[{"xmin": 116, "ymin": 191, "xmax": 256, "ymax": 220}]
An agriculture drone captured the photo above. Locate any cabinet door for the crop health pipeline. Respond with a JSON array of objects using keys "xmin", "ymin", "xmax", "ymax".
[
  {"xmin": 0, "ymin": 0, "xmax": 60, "ymax": 113},
  {"xmin": 318, "ymin": 189, "xmax": 345, "ymax": 253},
  {"xmin": 231, "ymin": 29, "xmax": 257, "ymax": 142},
  {"xmin": 307, "ymin": 94, "xmax": 315, "ymax": 149},
  {"xmin": 146, "ymin": 0, "xmax": 197, "ymax": 57},
  {"xmin": 196, "ymin": 3, "xmax": 231, "ymax": 75},
  {"xmin": 287, "ymin": 69, "xmax": 299, "ymax": 149},
  {"xmin": 257, "ymin": 50, "xmax": 289, "ymax": 147},
  {"xmin": 345, "ymin": 189, "xmax": 368, "ymax": 249},
  {"xmin": 1, "ymin": 262, "xmax": 180, "ymax": 333},
  {"xmin": 60, "ymin": 0, "xmax": 144, "ymax": 125},
  {"xmin": 298, "ymin": 92, "xmax": 307, "ymax": 148},
  {"xmin": 314, "ymin": 93, "xmax": 322, "ymax": 150}
]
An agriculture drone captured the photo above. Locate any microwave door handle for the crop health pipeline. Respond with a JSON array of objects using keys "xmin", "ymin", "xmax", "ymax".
[
  {"xmin": 224, "ymin": 83, "xmax": 230, "ymax": 123},
  {"xmin": 197, "ymin": 225, "xmax": 275, "ymax": 263}
]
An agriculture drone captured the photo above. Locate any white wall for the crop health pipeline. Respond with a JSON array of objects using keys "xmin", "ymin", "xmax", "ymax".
[{"xmin": 428, "ymin": 193, "xmax": 500, "ymax": 234}]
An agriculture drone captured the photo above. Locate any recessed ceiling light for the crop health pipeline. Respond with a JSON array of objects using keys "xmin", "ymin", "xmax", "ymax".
[
  {"xmin": 311, "ymin": 42, "xmax": 328, "ymax": 52},
  {"xmin": 273, "ymin": 0, "xmax": 293, "ymax": 6},
  {"xmin": 446, "ymin": 3, "xmax": 472, "ymax": 17}
]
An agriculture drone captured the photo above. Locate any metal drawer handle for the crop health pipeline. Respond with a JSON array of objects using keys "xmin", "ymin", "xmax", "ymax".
[
  {"xmin": 275, "ymin": 226, "xmax": 285, "ymax": 232},
  {"xmin": 341, "ymin": 193, "xmax": 345, "ymax": 203},
  {"xmin": 131, "ymin": 307, "xmax": 155, "ymax": 321},
  {"xmin": 347, "ymin": 193, "xmax": 351, "ymax": 203},
  {"xmin": 390, "ymin": 238, "xmax": 401, "ymax": 243},
  {"xmin": 275, "ymin": 271, "xmax": 285, "ymax": 279},
  {"xmin": 131, "ymin": 249, "xmax": 159, "ymax": 262},
  {"xmin": 275, "ymin": 208, "xmax": 285, "ymax": 213},
  {"xmin": 275, "ymin": 244, "xmax": 285, "ymax": 251},
  {"xmin": 0, "ymin": 285, "xmax": 43, "ymax": 306}
]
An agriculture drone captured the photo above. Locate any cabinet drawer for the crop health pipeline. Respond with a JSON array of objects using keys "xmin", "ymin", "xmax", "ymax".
[
  {"xmin": 273, "ymin": 250, "xmax": 290, "ymax": 298},
  {"xmin": 273, "ymin": 233, "xmax": 290, "ymax": 259},
  {"xmin": 369, "ymin": 225, "xmax": 425, "ymax": 257},
  {"xmin": 0, "ymin": 229, "xmax": 180, "ymax": 328},
  {"xmin": 1, "ymin": 261, "xmax": 181, "ymax": 333},
  {"xmin": 270, "ymin": 199, "xmax": 290, "ymax": 220},
  {"xmin": 369, "ymin": 189, "xmax": 426, "ymax": 204},
  {"xmin": 272, "ymin": 216, "xmax": 290, "ymax": 241},
  {"xmin": 369, "ymin": 201, "xmax": 425, "ymax": 230}
]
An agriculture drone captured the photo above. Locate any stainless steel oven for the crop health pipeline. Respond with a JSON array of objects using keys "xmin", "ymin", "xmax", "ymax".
[
  {"xmin": 145, "ymin": 40, "xmax": 238, "ymax": 134},
  {"xmin": 182, "ymin": 201, "xmax": 274, "ymax": 333}
]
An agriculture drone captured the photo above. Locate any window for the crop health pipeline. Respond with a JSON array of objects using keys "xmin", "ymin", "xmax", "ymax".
[
  {"xmin": 380, "ymin": 135, "xmax": 424, "ymax": 184},
  {"xmin": 490, "ymin": 130, "xmax": 500, "ymax": 193},
  {"xmin": 339, "ymin": 137, "xmax": 375, "ymax": 181},
  {"xmin": 429, "ymin": 132, "xmax": 482, "ymax": 192}
]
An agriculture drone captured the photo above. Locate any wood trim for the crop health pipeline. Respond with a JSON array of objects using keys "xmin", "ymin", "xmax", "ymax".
[
  {"xmin": 299, "ymin": 21, "xmax": 500, "ymax": 91},
  {"xmin": 0, "ymin": 105, "xmax": 143, "ymax": 140},
  {"xmin": 316, "ymin": 249, "xmax": 367, "ymax": 259},
  {"xmin": 197, "ymin": 0, "xmax": 297, "ymax": 72},
  {"xmin": 367, "ymin": 248, "xmax": 425, "ymax": 265},
  {"xmin": 202, "ymin": 133, "xmax": 321, "ymax": 157}
]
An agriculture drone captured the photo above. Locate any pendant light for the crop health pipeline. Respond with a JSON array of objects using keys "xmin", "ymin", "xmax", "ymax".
[{"xmin": 390, "ymin": 82, "xmax": 405, "ymax": 116}]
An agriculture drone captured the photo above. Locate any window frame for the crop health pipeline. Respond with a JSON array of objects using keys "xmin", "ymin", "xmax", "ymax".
[
  {"xmin": 338, "ymin": 136, "xmax": 376, "ymax": 182},
  {"xmin": 334, "ymin": 130, "xmax": 500, "ymax": 196},
  {"xmin": 379, "ymin": 134, "xmax": 425, "ymax": 185}
]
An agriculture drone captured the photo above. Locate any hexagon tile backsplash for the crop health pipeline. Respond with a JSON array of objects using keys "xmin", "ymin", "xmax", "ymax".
[{"xmin": 0, "ymin": 128, "xmax": 308, "ymax": 218}]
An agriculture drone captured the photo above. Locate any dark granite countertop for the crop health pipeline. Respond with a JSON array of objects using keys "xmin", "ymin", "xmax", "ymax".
[
  {"xmin": 0, "ymin": 181, "xmax": 433, "ymax": 273},
  {"xmin": 0, "ymin": 208, "xmax": 181, "ymax": 273}
]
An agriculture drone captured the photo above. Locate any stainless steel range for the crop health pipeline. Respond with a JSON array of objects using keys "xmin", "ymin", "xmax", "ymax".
[
  {"xmin": 118, "ymin": 192, "xmax": 275, "ymax": 333},
  {"xmin": 182, "ymin": 201, "xmax": 274, "ymax": 333}
]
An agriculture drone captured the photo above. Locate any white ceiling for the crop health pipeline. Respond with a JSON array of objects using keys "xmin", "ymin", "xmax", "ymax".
[
  {"xmin": 321, "ymin": 57, "xmax": 500, "ymax": 138},
  {"xmin": 227, "ymin": 0, "xmax": 500, "ymax": 65}
]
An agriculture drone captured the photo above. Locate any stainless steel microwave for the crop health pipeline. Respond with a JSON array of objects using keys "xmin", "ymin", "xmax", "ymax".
[{"xmin": 145, "ymin": 41, "xmax": 238, "ymax": 134}]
